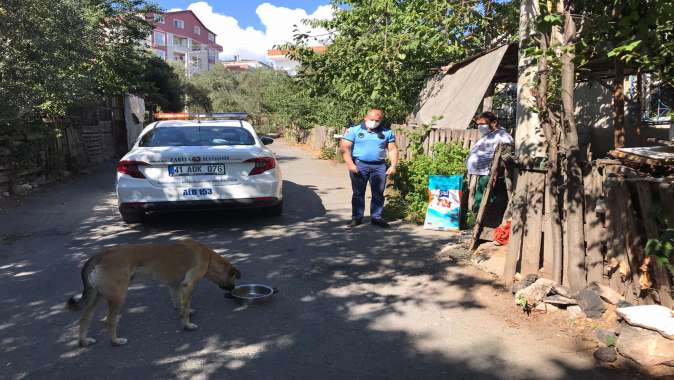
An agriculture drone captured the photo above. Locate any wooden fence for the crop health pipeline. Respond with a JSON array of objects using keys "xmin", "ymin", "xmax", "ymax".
[
  {"xmin": 504, "ymin": 162, "xmax": 674, "ymax": 308},
  {"xmin": 300, "ymin": 125, "xmax": 334, "ymax": 151},
  {"xmin": 0, "ymin": 96, "xmax": 126, "ymax": 194},
  {"xmin": 297, "ymin": 124, "xmax": 483, "ymax": 159},
  {"xmin": 392, "ymin": 125, "xmax": 482, "ymax": 159}
]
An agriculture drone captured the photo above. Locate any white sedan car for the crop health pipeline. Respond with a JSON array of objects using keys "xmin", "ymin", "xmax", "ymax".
[{"xmin": 116, "ymin": 114, "xmax": 282, "ymax": 223}]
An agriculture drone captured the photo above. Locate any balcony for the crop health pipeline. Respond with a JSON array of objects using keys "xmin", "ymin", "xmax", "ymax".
[{"xmin": 173, "ymin": 37, "xmax": 189, "ymax": 51}]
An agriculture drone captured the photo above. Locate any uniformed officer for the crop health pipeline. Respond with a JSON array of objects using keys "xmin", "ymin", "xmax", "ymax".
[{"xmin": 340, "ymin": 109, "xmax": 398, "ymax": 228}]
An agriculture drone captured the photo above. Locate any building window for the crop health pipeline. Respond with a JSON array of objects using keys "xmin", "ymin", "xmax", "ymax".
[
  {"xmin": 174, "ymin": 19, "xmax": 184, "ymax": 29},
  {"xmin": 194, "ymin": 26, "xmax": 201, "ymax": 35},
  {"xmin": 154, "ymin": 14, "xmax": 165, "ymax": 24},
  {"xmin": 173, "ymin": 36, "xmax": 188, "ymax": 49},
  {"xmin": 208, "ymin": 49, "xmax": 218, "ymax": 61},
  {"xmin": 208, "ymin": 32, "xmax": 215, "ymax": 42},
  {"xmin": 153, "ymin": 31, "xmax": 166, "ymax": 46},
  {"xmin": 154, "ymin": 49, "xmax": 166, "ymax": 60}
]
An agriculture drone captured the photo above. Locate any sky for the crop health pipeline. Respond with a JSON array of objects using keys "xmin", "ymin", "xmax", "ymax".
[{"xmin": 157, "ymin": 1, "xmax": 333, "ymax": 61}]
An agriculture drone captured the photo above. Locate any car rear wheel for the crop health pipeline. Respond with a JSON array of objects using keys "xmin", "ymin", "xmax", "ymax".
[
  {"xmin": 120, "ymin": 208, "xmax": 144, "ymax": 224},
  {"xmin": 261, "ymin": 201, "xmax": 283, "ymax": 217}
]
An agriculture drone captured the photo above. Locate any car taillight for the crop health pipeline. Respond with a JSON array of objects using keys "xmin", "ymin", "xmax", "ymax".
[
  {"xmin": 116, "ymin": 160, "xmax": 149, "ymax": 179},
  {"xmin": 245, "ymin": 157, "xmax": 276, "ymax": 175}
]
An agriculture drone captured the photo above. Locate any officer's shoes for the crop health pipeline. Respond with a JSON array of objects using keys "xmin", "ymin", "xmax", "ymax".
[
  {"xmin": 347, "ymin": 218, "xmax": 363, "ymax": 227},
  {"xmin": 370, "ymin": 218, "xmax": 390, "ymax": 228}
]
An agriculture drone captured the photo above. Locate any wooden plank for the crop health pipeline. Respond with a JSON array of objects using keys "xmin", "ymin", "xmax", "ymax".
[
  {"xmin": 562, "ymin": 170, "xmax": 570, "ymax": 287},
  {"xmin": 604, "ymin": 180, "xmax": 630, "ymax": 298},
  {"xmin": 637, "ymin": 183, "xmax": 673, "ymax": 307},
  {"xmin": 503, "ymin": 170, "xmax": 530, "ymax": 287},
  {"xmin": 501, "ymin": 147, "xmax": 515, "ymax": 221},
  {"xmin": 472, "ymin": 130, "xmax": 481, "ymax": 147},
  {"xmin": 423, "ymin": 130, "xmax": 430, "ymax": 155},
  {"xmin": 469, "ymin": 145, "xmax": 503, "ymax": 250},
  {"xmin": 622, "ymin": 182, "xmax": 647, "ymax": 304},
  {"xmin": 521, "ymin": 171, "xmax": 545, "ymax": 276},
  {"xmin": 584, "ymin": 165, "xmax": 604, "ymax": 284},
  {"xmin": 541, "ymin": 175, "xmax": 554, "ymax": 279}
]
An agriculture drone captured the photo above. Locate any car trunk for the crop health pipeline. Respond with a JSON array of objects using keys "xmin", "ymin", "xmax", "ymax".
[{"xmin": 131, "ymin": 146, "xmax": 263, "ymax": 187}]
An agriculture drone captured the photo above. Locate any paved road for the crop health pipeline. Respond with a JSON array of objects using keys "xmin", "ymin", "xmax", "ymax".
[{"xmin": 1, "ymin": 140, "xmax": 621, "ymax": 379}]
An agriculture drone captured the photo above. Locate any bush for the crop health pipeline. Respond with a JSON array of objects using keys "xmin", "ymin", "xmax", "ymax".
[
  {"xmin": 318, "ymin": 146, "xmax": 336, "ymax": 160},
  {"xmin": 385, "ymin": 142, "xmax": 468, "ymax": 224}
]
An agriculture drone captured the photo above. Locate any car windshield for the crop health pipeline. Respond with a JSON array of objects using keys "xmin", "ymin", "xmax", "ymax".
[{"xmin": 139, "ymin": 126, "xmax": 255, "ymax": 147}]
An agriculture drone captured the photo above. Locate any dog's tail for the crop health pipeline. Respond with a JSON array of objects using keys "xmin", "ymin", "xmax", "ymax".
[{"xmin": 66, "ymin": 254, "xmax": 102, "ymax": 312}]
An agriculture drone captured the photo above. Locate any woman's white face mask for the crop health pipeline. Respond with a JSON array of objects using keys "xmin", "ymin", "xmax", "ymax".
[
  {"xmin": 365, "ymin": 120, "xmax": 381, "ymax": 130},
  {"xmin": 477, "ymin": 124, "xmax": 491, "ymax": 135}
]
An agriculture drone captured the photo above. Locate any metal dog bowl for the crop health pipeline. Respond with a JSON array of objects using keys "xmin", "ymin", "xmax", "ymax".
[{"xmin": 225, "ymin": 284, "xmax": 277, "ymax": 304}]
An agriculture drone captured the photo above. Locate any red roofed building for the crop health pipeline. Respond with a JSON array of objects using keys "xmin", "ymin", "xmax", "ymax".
[
  {"xmin": 221, "ymin": 56, "xmax": 272, "ymax": 71},
  {"xmin": 146, "ymin": 10, "xmax": 223, "ymax": 76}
]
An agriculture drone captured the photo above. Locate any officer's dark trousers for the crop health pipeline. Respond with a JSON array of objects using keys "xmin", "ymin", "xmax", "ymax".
[{"xmin": 349, "ymin": 160, "xmax": 387, "ymax": 220}]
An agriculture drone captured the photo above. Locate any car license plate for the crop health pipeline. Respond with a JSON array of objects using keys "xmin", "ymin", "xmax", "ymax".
[
  {"xmin": 182, "ymin": 188, "xmax": 213, "ymax": 196},
  {"xmin": 168, "ymin": 164, "xmax": 225, "ymax": 177}
]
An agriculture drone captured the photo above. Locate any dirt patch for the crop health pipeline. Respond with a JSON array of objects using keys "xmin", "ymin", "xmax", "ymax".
[{"xmin": 445, "ymin": 240, "xmax": 643, "ymax": 377}]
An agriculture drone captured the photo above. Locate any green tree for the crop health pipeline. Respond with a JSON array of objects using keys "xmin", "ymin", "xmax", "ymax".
[
  {"xmin": 0, "ymin": 0, "xmax": 157, "ymax": 122},
  {"xmin": 141, "ymin": 57, "xmax": 185, "ymax": 113},
  {"xmin": 575, "ymin": 0, "xmax": 674, "ymax": 86},
  {"xmin": 285, "ymin": 0, "xmax": 520, "ymax": 125}
]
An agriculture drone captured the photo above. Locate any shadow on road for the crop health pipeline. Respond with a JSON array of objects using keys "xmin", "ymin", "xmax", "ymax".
[{"xmin": 0, "ymin": 175, "xmax": 629, "ymax": 380}]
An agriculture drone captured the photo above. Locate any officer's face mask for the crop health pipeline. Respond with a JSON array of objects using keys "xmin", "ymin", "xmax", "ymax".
[
  {"xmin": 478, "ymin": 123, "xmax": 492, "ymax": 135},
  {"xmin": 365, "ymin": 120, "xmax": 381, "ymax": 130}
]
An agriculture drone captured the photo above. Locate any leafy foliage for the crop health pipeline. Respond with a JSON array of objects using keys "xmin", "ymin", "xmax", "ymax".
[
  {"xmin": 141, "ymin": 57, "xmax": 185, "ymax": 112},
  {"xmin": 386, "ymin": 142, "xmax": 468, "ymax": 223},
  {"xmin": 285, "ymin": 0, "xmax": 520, "ymax": 126},
  {"xmin": 0, "ymin": 0, "xmax": 158, "ymax": 122},
  {"xmin": 645, "ymin": 228, "xmax": 674, "ymax": 274},
  {"xmin": 574, "ymin": 0, "xmax": 674, "ymax": 86},
  {"xmin": 182, "ymin": 67, "xmax": 353, "ymax": 138},
  {"xmin": 318, "ymin": 146, "xmax": 337, "ymax": 160}
]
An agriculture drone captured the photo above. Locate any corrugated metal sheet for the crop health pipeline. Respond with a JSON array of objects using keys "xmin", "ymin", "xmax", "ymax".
[{"xmin": 413, "ymin": 44, "xmax": 509, "ymax": 130}]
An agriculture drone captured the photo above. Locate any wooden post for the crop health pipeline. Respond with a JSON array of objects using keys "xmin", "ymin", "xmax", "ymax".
[
  {"xmin": 584, "ymin": 165, "xmax": 605, "ymax": 284},
  {"xmin": 469, "ymin": 145, "xmax": 503, "ymax": 251},
  {"xmin": 521, "ymin": 172, "xmax": 545, "ymax": 275},
  {"xmin": 560, "ymin": 6, "xmax": 587, "ymax": 292},
  {"xmin": 636, "ymin": 183, "xmax": 674, "ymax": 307},
  {"xmin": 613, "ymin": 59, "xmax": 626, "ymax": 148},
  {"xmin": 541, "ymin": 174, "xmax": 554, "ymax": 279},
  {"xmin": 504, "ymin": 171, "xmax": 530, "ymax": 287}
]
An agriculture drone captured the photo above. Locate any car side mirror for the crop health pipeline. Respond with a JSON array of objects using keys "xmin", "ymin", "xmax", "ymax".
[{"xmin": 261, "ymin": 136, "xmax": 274, "ymax": 145}]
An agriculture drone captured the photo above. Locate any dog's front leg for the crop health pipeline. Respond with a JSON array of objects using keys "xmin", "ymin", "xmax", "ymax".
[
  {"xmin": 169, "ymin": 285, "xmax": 180, "ymax": 309},
  {"xmin": 106, "ymin": 297, "xmax": 128, "ymax": 346},
  {"xmin": 169, "ymin": 285, "xmax": 195, "ymax": 316},
  {"xmin": 179, "ymin": 281, "xmax": 198, "ymax": 331}
]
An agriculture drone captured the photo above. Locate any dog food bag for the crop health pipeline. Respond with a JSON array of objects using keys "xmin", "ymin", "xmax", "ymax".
[{"xmin": 423, "ymin": 175, "xmax": 463, "ymax": 231}]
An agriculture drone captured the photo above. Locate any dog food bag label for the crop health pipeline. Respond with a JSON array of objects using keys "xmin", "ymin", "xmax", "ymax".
[{"xmin": 424, "ymin": 175, "xmax": 463, "ymax": 231}]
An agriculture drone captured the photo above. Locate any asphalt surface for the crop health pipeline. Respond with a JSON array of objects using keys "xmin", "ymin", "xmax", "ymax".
[{"xmin": 0, "ymin": 140, "xmax": 624, "ymax": 379}]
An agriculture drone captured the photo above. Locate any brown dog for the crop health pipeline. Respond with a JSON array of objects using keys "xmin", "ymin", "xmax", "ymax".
[{"xmin": 65, "ymin": 239, "xmax": 240, "ymax": 347}]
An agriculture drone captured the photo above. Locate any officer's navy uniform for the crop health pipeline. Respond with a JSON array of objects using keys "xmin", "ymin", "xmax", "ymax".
[{"xmin": 342, "ymin": 122, "xmax": 396, "ymax": 221}]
